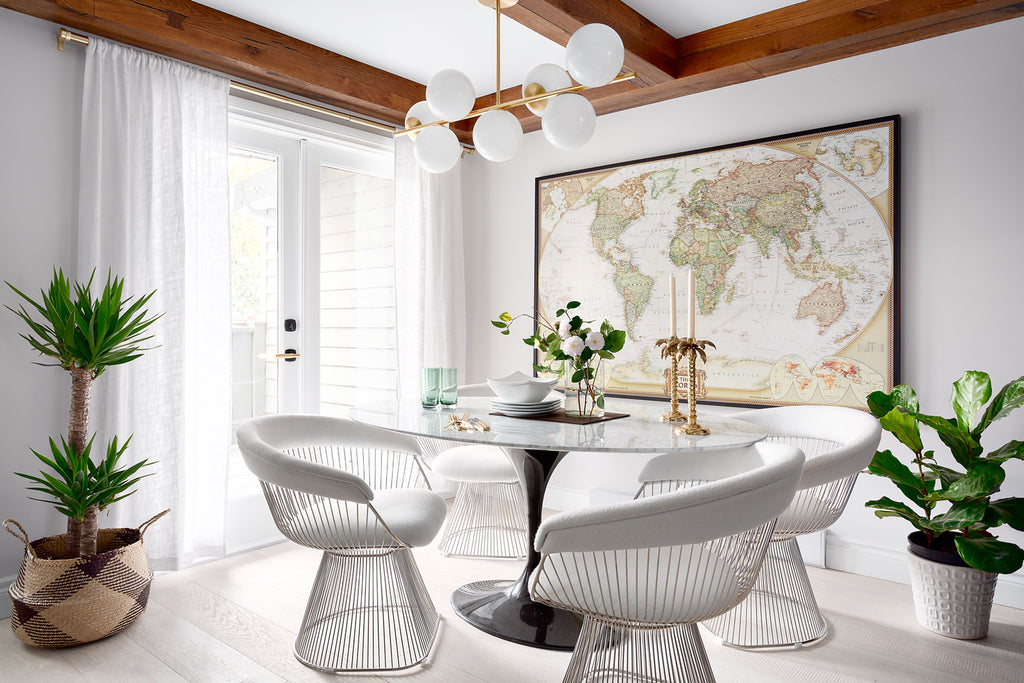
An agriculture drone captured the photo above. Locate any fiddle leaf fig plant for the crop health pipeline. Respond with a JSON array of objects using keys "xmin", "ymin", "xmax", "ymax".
[
  {"xmin": 7, "ymin": 268, "xmax": 160, "ymax": 557},
  {"xmin": 865, "ymin": 371, "xmax": 1024, "ymax": 574}
]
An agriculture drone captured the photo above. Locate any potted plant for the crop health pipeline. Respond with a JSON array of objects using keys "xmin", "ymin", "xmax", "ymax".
[
  {"xmin": 3, "ymin": 268, "xmax": 164, "ymax": 648},
  {"xmin": 493, "ymin": 301, "xmax": 625, "ymax": 417},
  {"xmin": 865, "ymin": 370, "xmax": 1024, "ymax": 639}
]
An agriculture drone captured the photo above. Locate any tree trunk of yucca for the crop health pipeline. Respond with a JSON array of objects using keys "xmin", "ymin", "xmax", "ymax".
[
  {"xmin": 67, "ymin": 366, "xmax": 97, "ymax": 557},
  {"xmin": 66, "ymin": 505, "xmax": 100, "ymax": 557},
  {"xmin": 68, "ymin": 366, "xmax": 94, "ymax": 456}
]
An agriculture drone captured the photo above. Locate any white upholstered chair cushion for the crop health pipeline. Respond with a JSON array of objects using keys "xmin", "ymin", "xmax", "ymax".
[{"xmin": 431, "ymin": 445, "xmax": 519, "ymax": 483}]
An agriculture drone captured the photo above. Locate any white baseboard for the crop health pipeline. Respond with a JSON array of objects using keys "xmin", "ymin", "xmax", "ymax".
[
  {"xmin": 544, "ymin": 485, "xmax": 592, "ymax": 512},
  {"xmin": 825, "ymin": 536, "xmax": 1024, "ymax": 610}
]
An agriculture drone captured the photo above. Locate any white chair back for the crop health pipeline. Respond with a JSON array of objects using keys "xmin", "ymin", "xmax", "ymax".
[
  {"xmin": 531, "ymin": 442, "xmax": 804, "ymax": 628},
  {"xmin": 535, "ymin": 442, "xmax": 803, "ymax": 554},
  {"xmin": 730, "ymin": 406, "xmax": 880, "ymax": 489}
]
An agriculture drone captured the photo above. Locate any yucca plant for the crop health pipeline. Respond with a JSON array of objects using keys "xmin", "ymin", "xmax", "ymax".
[{"xmin": 6, "ymin": 268, "xmax": 161, "ymax": 557}]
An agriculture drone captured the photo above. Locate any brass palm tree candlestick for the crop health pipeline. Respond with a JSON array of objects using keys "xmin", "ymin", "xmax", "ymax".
[{"xmin": 655, "ymin": 335, "xmax": 715, "ymax": 434}]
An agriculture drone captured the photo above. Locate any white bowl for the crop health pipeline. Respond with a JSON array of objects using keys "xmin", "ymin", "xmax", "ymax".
[{"xmin": 486, "ymin": 371, "xmax": 558, "ymax": 404}]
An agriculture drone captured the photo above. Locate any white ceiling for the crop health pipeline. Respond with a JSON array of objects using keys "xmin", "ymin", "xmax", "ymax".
[{"xmin": 200, "ymin": 0, "xmax": 802, "ymax": 97}]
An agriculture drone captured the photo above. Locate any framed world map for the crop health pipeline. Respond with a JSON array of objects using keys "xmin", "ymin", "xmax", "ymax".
[{"xmin": 534, "ymin": 115, "xmax": 899, "ymax": 409}]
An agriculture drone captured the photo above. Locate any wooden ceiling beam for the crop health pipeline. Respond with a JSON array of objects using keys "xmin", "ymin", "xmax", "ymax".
[
  {"xmin": 585, "ymin": 0, "xmax": 1024, "ymax": 121},
  {"xmin": 506, "ymin": 0, "xmax": 676, "ymax": 86},
  {"xmin": 5, "ymin": 0, "xmax": 1024, "ymax": 144},
  {"xmin": 0, "ymin": 0, "xmax": 424, "ymax": 128}
]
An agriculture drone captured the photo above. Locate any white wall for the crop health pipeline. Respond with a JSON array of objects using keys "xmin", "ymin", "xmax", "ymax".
[
  {"xmin": 0, "ymin": 10, "xmax": 85, "ymax": 587},
  {"xmin": 463, "ymin": 18, "xmax": 1024, "ymax": 607}
]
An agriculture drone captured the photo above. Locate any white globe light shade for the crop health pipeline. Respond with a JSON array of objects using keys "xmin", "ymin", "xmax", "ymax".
[
  {"xmin": 414, "ymin": 125, "xmax": 461, "ymax": 174},
  {"xmin": 541, "ymin": 94, "xmax": 596, "ymax": 150},
  {"xmin": 472, "ymin": 110, "xmax": 523, "ymax": 162},
  {"xmin": 426, "ymin": 69, "xmax": 476, "ymax": 122},
  {"xmin": 404, "ymin": 100, "xmax": 439, "ymax": 140},
  {"xmin": 565, "ymin": 24, "xmax": 624, "ymax": 87},
  {"xmin": 522, "ymin": 63, "xmax": 572, "ymax": 116}
]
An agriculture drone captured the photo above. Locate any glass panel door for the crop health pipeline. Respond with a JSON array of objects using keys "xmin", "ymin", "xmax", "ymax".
[
  {"xmin": 229, "ymin": 147, "xmax": 280, "ymax": 429},
  {"xmin": 317, "ymin": 164, "xmax": 397, "ymax": 415}
]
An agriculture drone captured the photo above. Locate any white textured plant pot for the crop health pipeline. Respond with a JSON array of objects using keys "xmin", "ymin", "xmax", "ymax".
[{"xmin": 906, "ymin": 548, "xmax": 997, "ymax": 639}]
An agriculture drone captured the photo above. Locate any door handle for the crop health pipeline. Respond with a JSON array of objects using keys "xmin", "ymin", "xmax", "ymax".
[{"xmin": 276, "ymin": 349, "xmax": 300, "ymax": 362}]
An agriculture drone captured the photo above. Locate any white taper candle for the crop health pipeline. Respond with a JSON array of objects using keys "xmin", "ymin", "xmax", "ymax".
[
  {"xmin": 669, "ymin": 274, "xmax": 677, "ymax": 337},
  {"xmin": 687, "ymin": 268, "xmax": 696, "ymax": 339}
]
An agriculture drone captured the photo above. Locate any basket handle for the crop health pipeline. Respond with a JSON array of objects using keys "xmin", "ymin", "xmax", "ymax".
[
  {"xmin": 139, "ymin": 509, "xmax": 171, "ymax": 537},
  {"xmin": 3, "ymin": 519, "xmax": 36, "ymax": 558}
]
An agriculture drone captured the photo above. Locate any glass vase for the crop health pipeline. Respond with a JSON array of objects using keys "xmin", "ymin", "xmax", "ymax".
[{"xmin": 563, "ymin": 361, "xmax": 607, "ymax": 418}]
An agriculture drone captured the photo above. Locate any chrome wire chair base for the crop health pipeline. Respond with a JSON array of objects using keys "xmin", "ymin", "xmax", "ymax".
[
  {"xmin": 438, "ymin": 481, "xmax": 528, "ymax": 559},
  {"xmin": 564, "ymin": 619, "xmax": 715, "ymax": 683},
  {"xmin": 294, "ymin": 548, "xmax": 440, "ymax": 672},
  {"xmin": 703, "ymin": 536, "xmax": 826, "ymax": 649}
]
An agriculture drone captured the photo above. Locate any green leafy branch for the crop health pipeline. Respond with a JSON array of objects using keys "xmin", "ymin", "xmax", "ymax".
[
  {"xmin": 865, "ymin": 371, "xmax": 1024, "ymax": 574},
  {"xmin": 16, "ymin": 435, "xmax": 156, "ymax": 521}
]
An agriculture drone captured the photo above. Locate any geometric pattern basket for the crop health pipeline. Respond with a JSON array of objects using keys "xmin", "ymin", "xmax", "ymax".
[{"xmin": 4, "ymin": 511, "xmax": 166, "ymax": 648}]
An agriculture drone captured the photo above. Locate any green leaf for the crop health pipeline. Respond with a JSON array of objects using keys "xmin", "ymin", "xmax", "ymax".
[
  {"xmin": 604, "ymin": 329, "xmax": 626, "ymax": 353},
  {"xmin": 955, "ymin": 536, "xmax": 1024, "ymax": 574},
  {"xmin": 490, "ymin": 320, "xmax": 507, "ymax": 329},
  {"xmin": 499, "ymin": 312, "xmax": 512, "ymax": 322},
  {"xmin": 950, "ymin": 370, "xmax": 992, "ymax": 432},
  {"xmin": 929, "ymin": 461, "xmax": 1005, "ymax": 501},
  {"xmin": 878, "ymin": 408, "xmax": 923, "ymax": 454},
  {"xmin": 867, "ymin": 449, "xmax": 926, "ymax": 495},
  {"xmin": 976, "ymin": 376, "xmax": 1024, "ymax": 435},
  {"xmin": 987, "ymin": 498, "xmax": 1024, "ymax": 531},
  {"xmin": 987, "ymin": 441, "xmax": 1024, "ymax": 464},
  {"xmin": 865, "ymin": 497, "xmax": 929, "ymax": 530},
  {"xmin": 571, "ymin": 369, "xmax": 585, "ymax": 383},
  {"xmin": 914, "ymin": 412, "xmax": 979, "ymax": 468},
  {"xmin": 929, "ymin": 499, "xmax": 989, "ymax": 531},
  {"xmin": 922, "ymin": 462, "xmax": 963, "ymax": 488},
  {"xmin": 566, "ymin": 301, "xmax": 581, "ymax": 309},
  {"xmin": 867, "ymin": 385, "xmax": 918, "ymax": 418}
]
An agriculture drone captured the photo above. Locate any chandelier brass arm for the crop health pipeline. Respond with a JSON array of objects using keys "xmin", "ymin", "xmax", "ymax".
[{"xmin": 395, "ymin": 71, "xmax": 637, "ymax": 138}]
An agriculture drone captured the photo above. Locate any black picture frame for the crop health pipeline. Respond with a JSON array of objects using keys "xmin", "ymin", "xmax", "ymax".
[{"xmin": 534, "ymin": 115, "xmax": 900, "ymax": 409}]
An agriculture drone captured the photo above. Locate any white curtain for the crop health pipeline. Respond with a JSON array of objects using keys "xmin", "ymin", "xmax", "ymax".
[
  {"xmin": 77, "ymin": 38, "xmax": 231, "ymax": 571},
  {"xmin": 393, "ymin": 137, "xmax": 467, "ymax": 398}
]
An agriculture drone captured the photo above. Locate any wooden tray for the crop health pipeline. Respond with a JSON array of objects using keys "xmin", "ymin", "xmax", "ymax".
[{"xmin": 489, "ymin": 409, "xmax": 629, "ymax": 425}]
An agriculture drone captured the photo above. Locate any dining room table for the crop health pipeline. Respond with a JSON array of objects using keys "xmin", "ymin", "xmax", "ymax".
[{"xmin": 349, "ymin": 395, "xmax": 767, "ymax": 651}]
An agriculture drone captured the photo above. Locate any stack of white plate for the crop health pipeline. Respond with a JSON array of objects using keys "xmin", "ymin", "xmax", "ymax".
[{"xmin": 491, "ymin": 396, "xmax": 561, "ymax": 417}]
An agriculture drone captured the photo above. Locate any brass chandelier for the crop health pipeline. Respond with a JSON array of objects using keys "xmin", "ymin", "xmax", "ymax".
[{"xmin": 397, "ymin": 0, "xmax": 636, "ymax": 173}]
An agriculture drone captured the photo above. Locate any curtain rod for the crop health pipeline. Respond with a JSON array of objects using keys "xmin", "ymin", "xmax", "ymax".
[{"xmin": 57, "ymin": 28, "xmax": 398, "ymax": 135}]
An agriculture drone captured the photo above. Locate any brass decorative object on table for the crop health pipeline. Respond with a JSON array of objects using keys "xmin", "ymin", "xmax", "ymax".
[
  {"xmin": 655, "ymin": 336, "xmax": 716, "ymax": 435},
  {"xmin": 444, "ymin": 414, "xmax": 490, "ymax": 432}
]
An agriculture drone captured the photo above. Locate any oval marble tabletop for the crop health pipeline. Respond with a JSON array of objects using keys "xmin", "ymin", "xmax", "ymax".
[{"xmin": 349, "ymin": 394, "xmax": 767, "ymax": 453}]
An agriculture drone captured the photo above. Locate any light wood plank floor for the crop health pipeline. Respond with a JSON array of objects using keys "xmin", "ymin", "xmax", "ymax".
[{"xmin": 3, "ymin": 541, "xmax": 1023, "ymax": 682}]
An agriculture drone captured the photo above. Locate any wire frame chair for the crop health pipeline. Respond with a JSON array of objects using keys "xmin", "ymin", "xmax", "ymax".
[
  {"xmin": 533, "ymin": 525, "xmax": 776, "ymax": 682},
  {"xmin": 531, "ymin": 442, "xmax": 805, "ymax": 683},
  {"xmin": 699, "ymin": 407, "xmax": 881, "ymax": 649},
  {"xmin": 417, "ymin": 382, "xmax": 529, "ymax": 559},
  {"xmin": 237, "ymin": 415, "xmax": 444, "ymax": 672}
]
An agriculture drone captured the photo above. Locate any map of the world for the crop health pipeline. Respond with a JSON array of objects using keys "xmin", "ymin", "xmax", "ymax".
[{"xmin": 536, "ymin": 117, "xmax": 897, "ymax": 408}]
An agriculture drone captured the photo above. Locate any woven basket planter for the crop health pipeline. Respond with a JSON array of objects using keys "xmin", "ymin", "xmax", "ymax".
[{"xmin": 4, "ymin": 511, "xmax": 167, "ymax": 648}]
